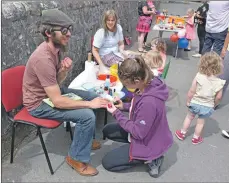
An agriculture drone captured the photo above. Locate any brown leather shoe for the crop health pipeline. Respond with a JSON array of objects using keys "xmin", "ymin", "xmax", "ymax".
[
  {"xmin": 66, "ymin": 156, "xmax": 98, "ymax": 176},
  {"xmin": 91, "ymin": 139, "xmax": 101, "ymax": 150}
]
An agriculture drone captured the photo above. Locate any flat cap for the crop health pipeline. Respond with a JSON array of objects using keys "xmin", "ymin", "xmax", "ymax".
[{"xmin": 41, "ymin": 9, "xmax": 74, "ymax": 27}]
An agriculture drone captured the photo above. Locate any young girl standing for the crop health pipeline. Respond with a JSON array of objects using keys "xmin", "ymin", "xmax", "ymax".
[
  {"xmin": 183, "ymin": 8, "xmax": 196, "ymax": 51},
  {"xmin": 102, "ymin": 56, "xmax": 173, "ymax": 178},
  {"xmin": 151, "ymin": 37, "xmax": 167, "ymax": 73},
  {"xmin": 143, "ymin": 50, "xmax": 164, "ymax": 77},
  {"xmin": 175, "ymin": 52, "xmax": 226, "ymax": 144}
]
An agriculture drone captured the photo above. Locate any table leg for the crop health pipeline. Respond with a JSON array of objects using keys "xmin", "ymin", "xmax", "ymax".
[
  {"xmin": 175, "ymin": 44, "xmax": 178, "ymax": 58},
  {"xmin": 103, "ymin": 110, "xmax": 108, "ymax": 140},
  {"xmin": 158, "ymin": 31, "xmax": 163, "ymax": 38}
]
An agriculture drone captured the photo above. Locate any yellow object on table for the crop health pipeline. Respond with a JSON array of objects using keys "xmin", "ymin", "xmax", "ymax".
[
  {"xmin": 110, "ymin": 64, "xmax": 119, "ymax": 79},
  {"xmin": 168, "ymin": 16, "xmax": 185, "ymax": 25}
]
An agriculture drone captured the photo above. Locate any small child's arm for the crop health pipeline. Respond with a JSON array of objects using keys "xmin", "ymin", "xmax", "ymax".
[
  {"xmin": 186, "ymin": 16, "xmax": 194, "ymax": 25},
  {"xmin": 214, "ymin": 89, "xmax": 223, "ymax": 107},
  {"xmin": 187, "ymin": 78, "xmax": 197, "ymax": 106}
]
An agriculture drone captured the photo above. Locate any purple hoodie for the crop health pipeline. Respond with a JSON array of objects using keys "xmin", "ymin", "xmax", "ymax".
[{"xmin": 113, "ymin": 77, "xmax": 173, "ymax": 161}]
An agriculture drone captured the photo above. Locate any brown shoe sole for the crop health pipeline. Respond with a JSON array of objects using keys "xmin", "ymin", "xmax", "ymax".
[
  {"xmin": 91, "ymin": 144, "xmax": 101, "ymax": 150},
  {"xmin": 66, "ymin": 158, "xmax": 99, "ymax": 176}
]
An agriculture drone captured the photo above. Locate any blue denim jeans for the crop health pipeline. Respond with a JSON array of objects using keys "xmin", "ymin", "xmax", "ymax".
[
  {"xmin": 29, "ymin": 87, "xmax": 98, "ymax": 163},
  {"xmin": 202, "ymin": 28, "xmax": 228, "ymax": 56},
  {"xmin": 220, "ymin": 50, "xmax": 229, "ymax": 97}
]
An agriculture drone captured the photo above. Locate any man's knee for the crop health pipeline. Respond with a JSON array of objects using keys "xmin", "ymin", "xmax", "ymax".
[
  {"xmin": 81, "ymin": 109, "xmax": 96, "ymax": 126},
  {"xmin": 70, "ymin": 109, "xmax": 96, "ymax": 128}
]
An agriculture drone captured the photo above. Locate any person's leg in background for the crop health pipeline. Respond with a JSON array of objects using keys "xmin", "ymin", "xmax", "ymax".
[
  {"xmin": 184, "ymin": 39, "xmax": 192, "ymax": 51},
  {"xmin": 193, "ymin": 25, "xmax": 206, "ymax": 58},
  {"xmin": 143, "ymin": 32, "xmax": 149, "ymax": 47},
  {"xmin": 61, "ymin": 87, "xmax": 101, "ymax": 150},
  {"xmin": 143, "ymin": 20, "xmax": 152, "ymax": 48},
  {"xmin": 201, "ymin": 31, "xmax": 214, "ymax": 55},
  {"xmin": 219, "ymin": 50, "xmax": 229, "ymax": 98},
  {"xmin": 29, "ymin": 102, "xmax": 98, "ymax": 176},
  {"xmin": 212, "ymin": 28, "xmax": 228, "ymax": 56},
  {"xmin": 138, "ymin": 32, "xmax": 147, "ymax": 52}
]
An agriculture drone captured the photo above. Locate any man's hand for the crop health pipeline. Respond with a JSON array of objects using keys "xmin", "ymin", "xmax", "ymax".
[
  {"xmin": 59, "ymin": 57, "xmax": 72, "ymax": 72},
  {"xmin": 221, "ymin": 48, "xmax": 227, "ymax": 58},
  {"xmin": 89, "ymin": 97, "xmax": 109, "ymax": 109}
]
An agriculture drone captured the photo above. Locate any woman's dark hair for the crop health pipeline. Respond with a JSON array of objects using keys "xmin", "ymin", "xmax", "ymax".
[{"xmin": 118, "ymin": 55, "xmax": 153, "ymax": 84}]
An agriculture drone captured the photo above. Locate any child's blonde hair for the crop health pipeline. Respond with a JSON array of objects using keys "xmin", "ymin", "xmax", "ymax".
[
  {"xmin": 199, "ymin": 51, "xmax": 223, "ymax": 76},
  {"xmin": 151, "ymin": 37, "xmax": 167, "ymax": 53},
  {"xmin": 187, "ymin": 8, "xmax": 195, "ymax": 16},
  {"xmin": 143, "ymin": 50, "xmax": 163, "ymax": 69}
]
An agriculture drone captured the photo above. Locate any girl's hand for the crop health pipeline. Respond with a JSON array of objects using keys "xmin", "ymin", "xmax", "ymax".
[
  {"xmin": 107, "ymin": 102, "xmax": 117, "ymax": 114},
  {"xmin": 186, "ymin": 101, "xmax": 190, "ymax": 107},
  {"xmin": 114, "ymin": 97, "xmax": 124, "ymax": 110}
]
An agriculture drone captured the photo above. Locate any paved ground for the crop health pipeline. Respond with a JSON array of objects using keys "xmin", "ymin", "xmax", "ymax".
[{"xmin": 2, "ymin": 2, "xmax": 229, "ymax": 182}]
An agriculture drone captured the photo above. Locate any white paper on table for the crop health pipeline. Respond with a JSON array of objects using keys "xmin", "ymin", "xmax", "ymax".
[{"xmin": 85, "ymin": 61, "xmax": 97, "ymax": 83}]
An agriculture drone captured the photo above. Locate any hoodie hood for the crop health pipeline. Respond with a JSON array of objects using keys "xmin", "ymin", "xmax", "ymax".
[{"xmin": 142, "ymin": 77, "xmax": 169, "ymax": 101}]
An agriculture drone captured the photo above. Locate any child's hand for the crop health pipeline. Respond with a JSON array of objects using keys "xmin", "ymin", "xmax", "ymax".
[
  {"xmin": 114, "ymin": 97, "xmax": 124, "ymax": 110},
  {"xmin": 186, "ymin": 101, "xmax": 190, "ymax": 107},
  {"xmin": 107, "ymin": 102, "xmax": 117, "ymax": 114}
]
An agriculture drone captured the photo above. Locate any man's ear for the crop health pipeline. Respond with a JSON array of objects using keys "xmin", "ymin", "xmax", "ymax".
[{"xmin": 45, "ymin": 29, "xmax": 52, "ymax": 38}]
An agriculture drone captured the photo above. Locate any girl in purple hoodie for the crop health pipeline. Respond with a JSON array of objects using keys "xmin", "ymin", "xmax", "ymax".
[{"xmin": 102, "ymin": 56, "xmax": 173, "ymax": 178}]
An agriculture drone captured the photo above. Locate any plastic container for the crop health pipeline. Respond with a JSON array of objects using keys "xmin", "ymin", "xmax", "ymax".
[
  {"xmin": 156, "ymin": 15, "xmax": 166, "ymax": 24},
  {"xmin": 97, "ymin": 74, "xmax": 117, "ymax": 85},
  {"xmin": 110, "ymin": 64, "xmax": 119, "ymax": 79}
]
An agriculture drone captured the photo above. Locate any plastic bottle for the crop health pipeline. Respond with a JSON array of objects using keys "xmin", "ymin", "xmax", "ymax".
[
  {"xmin": 88, "ymin": 52, "xmax": 92, "ymax": 62},
  {"xmin": 104, "ymin": 75, "xmax": 110, "ymax": 88}
]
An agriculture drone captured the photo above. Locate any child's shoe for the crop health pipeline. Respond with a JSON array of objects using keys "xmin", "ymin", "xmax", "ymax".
[
  {"xmin": 147, "ymin": 156, "xmax": 164, "ymax": 178},
  {"xmin": 192, "ymin": 136, "xmax": 203, "ymax": 145},
  {"xmin": 175, "ymin": 130, "xmax": 186, "ymax": 141}
]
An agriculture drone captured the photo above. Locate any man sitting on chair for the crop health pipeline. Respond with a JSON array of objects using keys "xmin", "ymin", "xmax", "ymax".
[{"xmin": 22, "ymin": 9, "xmax": 108, "ymax": 176}]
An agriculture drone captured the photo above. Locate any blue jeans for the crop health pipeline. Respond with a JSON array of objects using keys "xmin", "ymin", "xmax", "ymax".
[
  {"xmin": 220, "ymin": 50, "xmax": 229, "ymax": 97},
  {"xmin": 202, "ymin": 28, "xmax": 228, "ymax": 56},
  {"xmin": 29, "ymin": 87, "xmax": 98, "ymax": 163}
]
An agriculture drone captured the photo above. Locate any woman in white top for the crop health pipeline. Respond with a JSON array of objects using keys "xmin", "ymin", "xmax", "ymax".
[{"xmin": 92, "ymin": 10, "xmax": 129, "ymax": 71}]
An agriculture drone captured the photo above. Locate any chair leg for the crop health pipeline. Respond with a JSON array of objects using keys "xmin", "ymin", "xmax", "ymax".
[
  {"xmin": 69, "ymin": 125, "xmax": 73, "ymax": 142},
  {"xmin": 10, "ymin": 123, "xmax": 16, "ymax": 163},
  {"xmin": 66, "ymin": 122, "xmax": 73, "ymax": 141},
  {"xmin": 103, "ymin": 110, "xmax": 108, "ymax": 140},
  {"xmin": 37, "ymin": 127, "xmax": 54, "ymax": 175},
  {"xmin": 36, "ymin": 129, "xmax": 39, "ymax": 136},
  {"xmin": 66, "ymin": 121, "xmax": 69, "ymax": 132}
]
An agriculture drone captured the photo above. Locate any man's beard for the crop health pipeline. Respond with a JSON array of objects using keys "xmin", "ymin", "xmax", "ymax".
[{"xmin": 51, "ymin": 36, "xmax": 68, "ymax": 53}]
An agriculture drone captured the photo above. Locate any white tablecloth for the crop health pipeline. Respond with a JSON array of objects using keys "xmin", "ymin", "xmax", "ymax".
[
  {"xmin": 68, "ymin": 65, "xmax": 123, "ymax": 92},
  {"xmin": 153, "ymin": 24, "xmax": 185, "ymax": 33}
]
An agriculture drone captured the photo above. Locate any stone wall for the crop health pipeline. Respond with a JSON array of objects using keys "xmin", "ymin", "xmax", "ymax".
[{"xmin": 1, "ymin": 0, "xmax": 160, "ymax": 161}]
